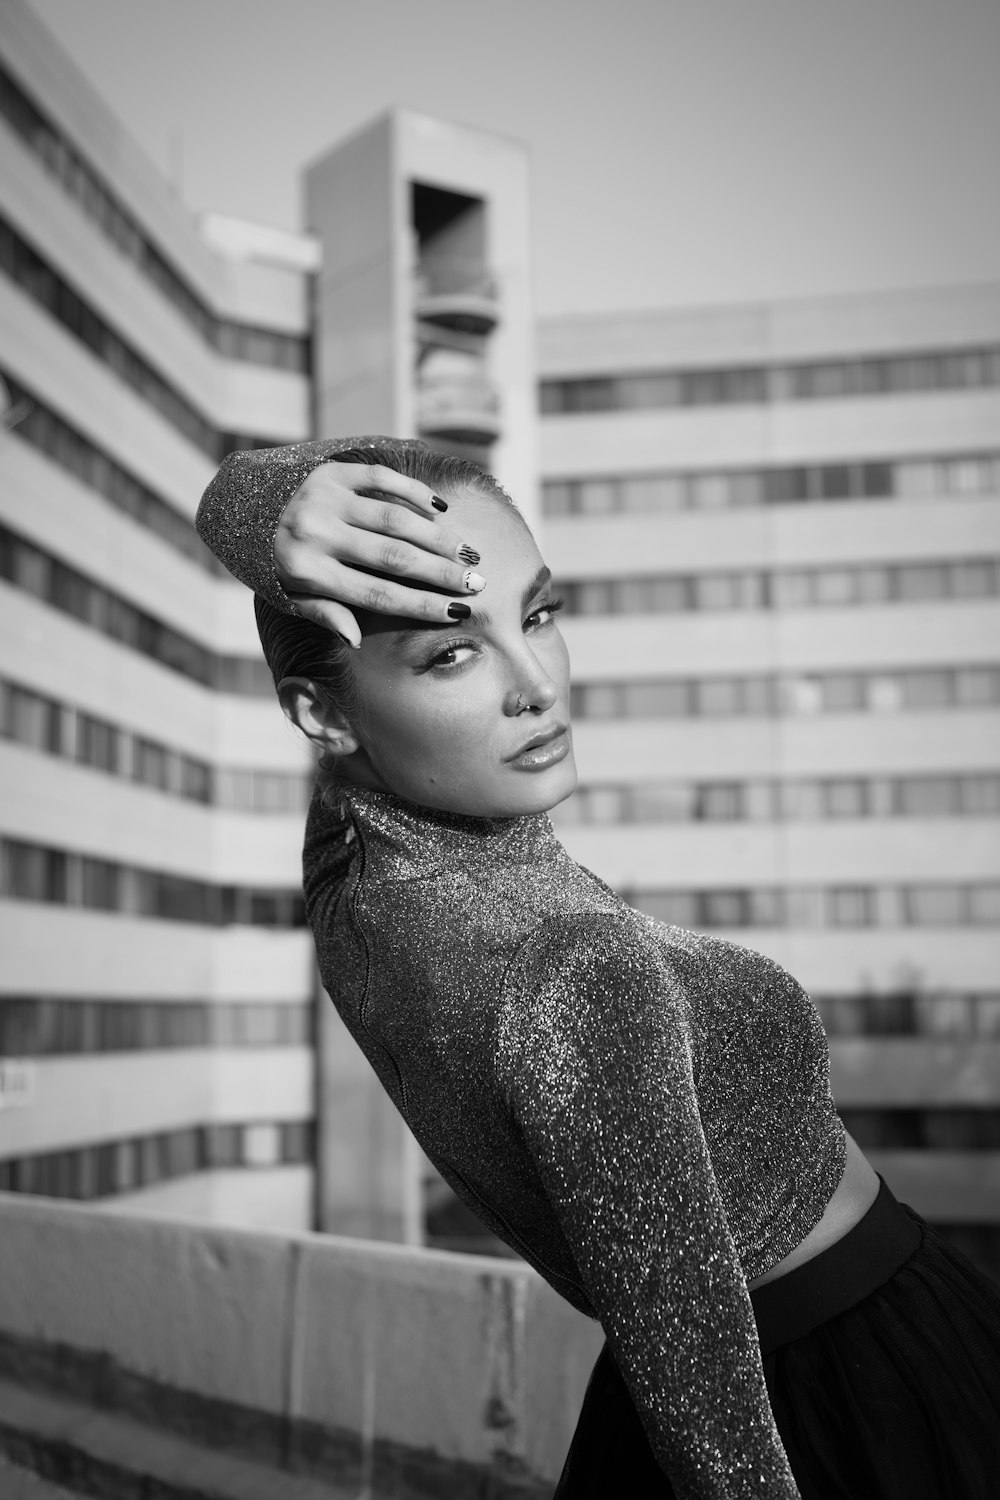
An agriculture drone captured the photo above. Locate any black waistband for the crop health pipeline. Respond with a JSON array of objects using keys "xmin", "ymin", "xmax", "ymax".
[{"xmin": 750, "ymin": 1176, "xmax": 923, "ymax": 1357}]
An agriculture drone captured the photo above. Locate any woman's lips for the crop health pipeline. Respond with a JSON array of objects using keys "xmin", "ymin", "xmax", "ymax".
[{"xmin": 506, "ymin": 724, "xmax": 571, "ymax": 772}]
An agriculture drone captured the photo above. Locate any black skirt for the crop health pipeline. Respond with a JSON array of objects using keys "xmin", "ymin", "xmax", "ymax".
[{"xmin": 554, "ymin": 1178, "xmax": 1000, "ymax": 1498}]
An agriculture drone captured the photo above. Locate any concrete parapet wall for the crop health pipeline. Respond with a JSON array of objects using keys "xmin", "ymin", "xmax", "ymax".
[{"xmin": 0, "ymin": 1193, "xmax": 603, "ymax": 1496}]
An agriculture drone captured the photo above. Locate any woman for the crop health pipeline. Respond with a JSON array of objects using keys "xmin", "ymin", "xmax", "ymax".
[{"xmin": 197, "ymin": 437, "xmax": 1000, "ymax": 1499}]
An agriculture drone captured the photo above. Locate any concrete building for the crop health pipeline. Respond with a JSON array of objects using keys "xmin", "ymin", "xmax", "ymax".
[
  {"xmin": 0, "ymin": 0, "xmax": 317, "ymax": 1230},
  {"xmin": 539, "ymin": 285, "xmax": 1000, "ymax": 1271},
  {"xmin": 0, "ymin": 2, "xmax": 535, "ymax": 1247}
]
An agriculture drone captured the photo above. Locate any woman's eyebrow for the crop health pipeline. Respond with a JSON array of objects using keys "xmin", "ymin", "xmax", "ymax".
[{"xmin": 387, "ymin": 565, "xmax": 553, "ymax": 651}]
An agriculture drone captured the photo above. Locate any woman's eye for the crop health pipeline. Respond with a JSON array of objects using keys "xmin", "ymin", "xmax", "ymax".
[
  {"xmin": 524, "ymin": 596, "xmax": 566, "ymax": 631},
  {"xmin": 428, "ymin": 641, "xmax": 477, "ymax": 671}
]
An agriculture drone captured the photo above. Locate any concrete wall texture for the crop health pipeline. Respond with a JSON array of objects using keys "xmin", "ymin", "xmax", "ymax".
[{"xmin": 0, "ymin": 1193, "xmax": 602, "ymax": 1496}]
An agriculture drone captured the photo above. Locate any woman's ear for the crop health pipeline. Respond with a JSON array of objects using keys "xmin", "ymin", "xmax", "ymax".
[{"xmin": 277, "ymin": 677, "xmax": 360, "ymax": 757}]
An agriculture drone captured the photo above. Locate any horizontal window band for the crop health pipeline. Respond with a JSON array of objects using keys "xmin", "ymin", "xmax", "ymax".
[
  {"xmin": 557, "ymin": 556, "xmax": 1000, "ymax": 615},
  {"xmin": 818, "ymin": 993, "xmax": 1000, "ymax": 1040},
  {"xmin": 0, "ymin": 996, "xmax": 314, "ymax": 1054},
  {"xmin": 540, "ymin": 348, "xmax": 1000, "ymax": 416},
  {"xmin": 628, "ymin": 882, "xmax": 1000, "ymax": 930},
  {"xmin": 0, "ymin": 835, "xmax": 305, "ymax": 928},
  {"xmin": 838, "ymin": 1108, "xmax": 1000, "ymax": 1153},
  {"xmin": 553, "ymin": 773, "xmax": 1000, "ymax": 825},
  {"xmin": 1, "ymin": 673, "xmax": 311, "ymax": 812},
  {"xmin": 0, "ymin": 61, "xmax": 310, "ymax": 376},
  {"xmin": 570, "ymin": 665, "xmax": 1000, "ymax": 719},
  {"xmin": 0, "ymin": 1118, "xmax": 316, "ymax": 1200},
  {"xmin": 542, "ymin": 452, "xmax": 1000, "ymax": 517},
  {"xmin": 0, "ymin": 521, "xmax": 273, "ymax": 695}
]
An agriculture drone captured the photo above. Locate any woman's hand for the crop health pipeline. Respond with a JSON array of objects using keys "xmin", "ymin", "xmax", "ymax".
[{"xmin": 274, "ymin": 461, "xmax": 486, "ymax": 645}]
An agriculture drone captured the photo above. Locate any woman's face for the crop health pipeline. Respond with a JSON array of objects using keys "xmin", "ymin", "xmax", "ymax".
[{"xmin": 341, "ymin": 490, "xmax": 577, "ymax": 818}]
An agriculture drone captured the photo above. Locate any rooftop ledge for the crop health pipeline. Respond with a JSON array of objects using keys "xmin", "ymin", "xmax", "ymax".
[{"xmin": 0, "ymin": 1193, "xmax": 602, "ymax": 1499}]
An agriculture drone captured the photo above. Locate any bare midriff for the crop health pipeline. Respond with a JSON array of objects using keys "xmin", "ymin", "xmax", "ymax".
[{"xmin": 746, "ymin": 1133, "xmax": 881, "ymax": 1291}]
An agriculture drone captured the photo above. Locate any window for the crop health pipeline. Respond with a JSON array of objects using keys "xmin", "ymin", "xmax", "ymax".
[
  {"xmin": 3, "ymin": 684, "xmax": 61, "ymax": 753},
  {"xmin": 76, "ymin": 712, "xmax": 118, "ymax": 773},
  {"xmin": 902, "ymin": 671, "xmax": 953, "ymax": 709},
  {"xmin": 689, "ymin": 473, "xmax": 730, "ymax": 510},
  {"xmin": 575, "ymin": 580, "xmax": 615, "ymax": 614},
  {"xmin": 648, "ymin": 577, "xmax": 691, "ymax": 612},
  {"xmin": 630, "ymin": 782, "xmax": 698, "ymax": 823},
  {"xmin": 779, "ymin": 782, "xmax": 824, "ymax": 820},
  {"xmin": 951, "ymin": 560, "xmax": 996, "ymax": 597},
  {"xmin": 584, "ymin": 787, "xmax": 626, "ymax": 824},
  {"xmin": 905, "ymin": 886, "xmax": 965, "ymax": 925},
  {"xmin": 867, "ymin": 675, "xmax": 904, "ymax": 712},
  {"xmin": 819, "ymin": 465, "xmax": 854, "ymax": 500},
  {"xmin": 771, "ymin": 572, "xmax": 812, "ymax": 609},
  {"xmin": 623, "ymin": 681, "xmax": 691, "ymax": 718},
  {"xmin": 813, "ymin": 569, "xmax": 856, "ymax": 606},
  {"xmin": 961, "ymin": 776, "xmax": 1000, "ymax": 815},
  {"xmin": 694, "ymin": 573, "xmax": 747, "ymax": 610},
  {"xmin": 698, "ymin": 784, "xmax": 743, "ymax": 820},
  {"xmin": 617, "ymin": 373, "xmax": 684, "ymax": 408},
  {"xmin": 855, "ymin": 566, "xmax": 891, "ymax": 603},
  {"xmin": 824, "ymin": 780, "xmax": 867, "ymax": 818},
  {"xmin": 3, "ymin": 841, "xmax": 66, "ymax": 902},
  {"xmin": 133, "ymin": 738, "xmax": 169, "ymax": 791},
  {"xmin": 578, "ymin": 479, "xmax": 617, "ymax": 516},
  {"xmin": 542, "ymin": 482, "xmax": 574, "ymax": 517},
  {"xmin": 574, "ymin": 683, "xmax": 620, "ymax": 718},
  {"xmin": 696, "ymin": 678, "xmax": 744, "ymax": 716},
  {"xmin": 897, "ymin": 777, "xmax": 956, "ymax": 816},
  {"xmin": 80, "ymin": 857, "xmax": 118, "ymax": 911},
  {"xmin": 638, "ymin": 892, "xmax": 699, "ymax": 926},
  {"xmin": 828, "ymin": 888, "xmax": 873, "ymax": 927},
  {"xmin": 955, "ymin": 667, "xmax": 1000, "ymax": 707},
  {"xmin": 821, "ymin": 674, "xmax": 865, "ymax": 712},
  {"xmin": 620, "ymin": 474, "xmax": 686, "ymax": 512},
  {"xmin": 896, "ymin": 563, "xmax": 948, "ymax": 601},
  {"xmin": 969, "ymin": 886, "xmax": 1000, "ymax": 926},
  {"xmin": 702, "ymin": 891, "xmax": 749, "ymax": 927}
]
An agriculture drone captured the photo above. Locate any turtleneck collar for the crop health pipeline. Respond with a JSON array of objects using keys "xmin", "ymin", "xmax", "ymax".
[{"xmin": 333, "ymin": 783, "xmax": 560, "ymax": 879}]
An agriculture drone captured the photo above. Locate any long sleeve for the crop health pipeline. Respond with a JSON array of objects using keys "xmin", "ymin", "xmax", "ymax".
[
  {"xmin": 498, "ymin": 913, "xmax": 801, "ymax": 1500},
  {"xmin": 195, "ymin": 436, "xmax": 415, "ymax": 612}
]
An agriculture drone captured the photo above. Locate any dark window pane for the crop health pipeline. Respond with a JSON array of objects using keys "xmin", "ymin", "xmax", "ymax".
[
  {"xmin": 638, "ymin": 891, "xmax": 699, "ymax": 926},
  {"xmin": 702, "ymin": 890, "xmax": 749, "ymax": 927},
  {"xmin": 897, "ymin": 778, "xmax": 956, "ymax": 816}
]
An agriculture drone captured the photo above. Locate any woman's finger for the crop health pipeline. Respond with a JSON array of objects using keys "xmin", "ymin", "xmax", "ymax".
[
  {"xmin": 289, "ymin": 564, "xmax": 479, "ymax": 627},
  {"xmin": 342, "ymin": 493, "xmax": 479, "ymax": 567},
  {"xmin": 308, "ymin": 525, "xmax": 484, "ymax": 598},
  {"xmin": 330, "ymin": 461, "xmax": 448, "ymax": 521},
  {"xmin": 291, "ymin": 596, "xmax": 363, "ymax": 648}
]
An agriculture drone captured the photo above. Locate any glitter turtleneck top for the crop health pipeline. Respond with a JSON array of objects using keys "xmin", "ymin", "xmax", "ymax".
[{"xmin": 196, "ymin": 444, "xmax": 849, "ymax": 1500}]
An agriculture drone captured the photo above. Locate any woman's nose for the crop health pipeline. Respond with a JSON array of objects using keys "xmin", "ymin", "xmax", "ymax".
[{"xmin": 503, "ymin": 664, "xmax": 558, "ymax": 716}]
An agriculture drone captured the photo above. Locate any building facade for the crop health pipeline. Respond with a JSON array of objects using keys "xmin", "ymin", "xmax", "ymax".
[
  {"xmin": 0, "ymin": 0, "xmax": 317, "ymax": 1229},
  {"xmin": 0, "ymin": 1, "xmax": 535, "ymax": 1245},
  {"xmin": 539, "ymin": 285, "xmax": 1000, "ymax": 1270}
]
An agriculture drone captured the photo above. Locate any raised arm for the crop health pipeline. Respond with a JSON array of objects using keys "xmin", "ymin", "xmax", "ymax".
[
  {"xmin": 196, "ymin": 438, "xmax": 487, "ymax": 643},
  {"xmin": 499, "ymin": 916, "xmax": 801, "ymax": 1500}
]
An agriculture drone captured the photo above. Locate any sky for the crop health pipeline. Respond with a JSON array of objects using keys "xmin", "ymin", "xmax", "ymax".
[{"xmin": 29, "ymin": 0, "xmax": 1000, "ymax": 319}]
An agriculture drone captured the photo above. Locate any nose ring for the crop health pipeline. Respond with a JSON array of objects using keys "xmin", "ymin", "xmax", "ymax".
[{"xmin": 514, "ymin": 693, "xmax": 528, "ymax": 712}]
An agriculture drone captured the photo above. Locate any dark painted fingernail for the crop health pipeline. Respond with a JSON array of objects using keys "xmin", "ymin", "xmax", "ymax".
[
  {"xmin": 432, "ymin": 495, "xmax": 448, "ymax": 512},
  {"xmin": 458, "ymin": 544, "xmax": 481, "ymax": 565},
  {"xmin": 447, "ymin": 602, "xmax": 472, "ymax": 620}
]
